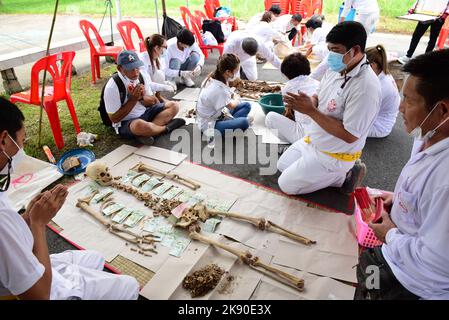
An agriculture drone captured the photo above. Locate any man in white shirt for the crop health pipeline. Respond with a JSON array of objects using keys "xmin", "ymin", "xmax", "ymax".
[
  {"xmin": 0, "ymin": 97, "xmax": 140, "ymax": 300},
  {"xmin": 163, "ymin": 28, "xmax": 205, "ymax": 88},
  {"xmin": 340, "ymin": 0, "xmax": 380, "ymax": 35},
  {"xmin": 279, "ymin": 21, "xmax": 381, "ymax": 195},
  {"xmin": 223, "ymin": 30, "xmax": 282, "ymax": 81},
  {"xmin": 356, "ymin": 49, "xmax": 449, "ymax": 300},
  {"xmin": 104, "ymin": 50, "xmax": 184, "ymax": 146}
]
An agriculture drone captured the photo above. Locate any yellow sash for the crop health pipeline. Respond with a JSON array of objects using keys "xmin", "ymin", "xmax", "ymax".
[
  {"xmin": 0, "ymin": 295, "xmax": 18, "ymax": 300},
  {"xmin": 303, "ymin": 136, "xmax": 362, "ymax": 162}
]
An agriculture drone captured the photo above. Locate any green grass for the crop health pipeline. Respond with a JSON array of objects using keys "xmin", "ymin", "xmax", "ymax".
[
  {"xmin": 0, "ymin": 0, "xmax": 418, "ymax": 33},
  {"xmin": 1, "ymin": 64, "xmax": 133, "ymax": 162}
]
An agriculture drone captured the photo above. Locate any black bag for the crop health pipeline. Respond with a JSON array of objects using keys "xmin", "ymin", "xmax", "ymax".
[
  {"xmin": 162, "ymin": 13, "xmax": 183, "ymax": 39},
  {"xmin": 202, "ymin": 20, "xmax": 225, "ymax": 43},
  {"xmin": 98, "ymin": 72, "xmax": 145, "ymax": 127}
]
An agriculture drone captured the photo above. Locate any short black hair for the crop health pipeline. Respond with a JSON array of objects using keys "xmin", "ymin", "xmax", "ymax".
[
  {"xmin": 326, "ymin": 21, "xmax": 367, "ymax": 52},
  {"xmin": 281, "ymin": 53, "xmax": 311, "ymax": 79},
  {"xmin": 291, "ymin": 14, "xmax": 303, "ymax": 23},
  {"xmin": 242, "ymin": 37, "xmax": 258, "ymax": 56},
  {"xmin": 402, "ymin": 49, "xmax": 449, "ymax": 110},
  {"xmin": 305, "ymin": 14, "xmax": 323, "ymax": 29},
  {"xmin": 0, "ymin": 97, "xmax": 25, "ymax": 140},
  {"xmin": 269, "ymin": 5, "xmax": 282, "ymax": 15},
  {"xmin": 176, "ymin": 28, "xmax": 195, "ymax": 46}
]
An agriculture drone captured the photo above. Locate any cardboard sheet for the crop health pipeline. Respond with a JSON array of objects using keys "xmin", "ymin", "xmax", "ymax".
[
  {"xmin": 53, "ymin": 145, "xmax": 360, "ymax": 299},
  {"xmin": 173, "ymin": 88, "xmax": 202, "ymax": 102},
  {"xmin": 262, "ymin": 62, "xmax": 277, "ymax": 70},
  {"xmin": 134, "ymin": 145, "xmax": 187, "ymax": 166},
  {"xmin": 6, "ymin": 155, "xmax": 63, "ymax": 211},
  {"xmin": 248, "ymin": 102, "xmax": 290, "ymax": 145},
  {"xmin": 397, "ymin": 13, "xmax": 438, "ymax": 22}
]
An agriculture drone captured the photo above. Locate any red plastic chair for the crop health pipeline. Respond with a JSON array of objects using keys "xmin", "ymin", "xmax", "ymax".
[
  {"xmin": 181, "ymin": 6, "xmax": 224, "ymax": 59},
  {"xmin": 117, "ymin": 20, "xmax": 146, "ymax": 53},
  {"xmin": 10, "ymin": 51, "xmax": 79, "ymax": 149},
  {"xmin": 203, "ymin": 0, "xmax": 238, "ymax": 31},
  {"xmin": 437, "ymin": 16, "xmax": 449, "ymax": 49},
  {"xmin": 79, "ymin": 19, "xmax": 123, "ymax": 84},
  {"xmin": 264, "ymin": 0, "xmax": 291, "ymax": 15}
]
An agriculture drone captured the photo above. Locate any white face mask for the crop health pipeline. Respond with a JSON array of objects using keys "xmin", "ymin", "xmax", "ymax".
[
  {"xmin": 409, "ymin": 102, "xmax": 449, "ymax": 142},
  {"xmin": 1, "ymin": 134, "xmax": 25, "ymax": 175},
  {"xmin": 228, "ymin": 70, "xmax": 239, "ymax": 82}
]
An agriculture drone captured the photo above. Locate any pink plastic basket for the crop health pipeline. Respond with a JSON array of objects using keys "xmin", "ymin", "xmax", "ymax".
[{"xmin": 354, "ymin": 199, "xmax": 383, "ymax": 248}]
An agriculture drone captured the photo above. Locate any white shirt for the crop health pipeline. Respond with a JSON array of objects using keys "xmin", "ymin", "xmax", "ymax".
[
  {"xmin": 138, "ymin": 51, "xmax": 169, "ymax": 92},
  {"xmin": 163, "ymin": 37, "xmax": 205, "ymax": 79},
  {"xmin": 248, "ymin": 21, "xmax": 282, "ymax": 45},
  {"xmin": 196, "ymin": 78, "xmax": 232, "ymax": 131},
  {"xmin": 0, "ymin": 192, "xmax": 45, "ymax": 297},
  {"xmin": 369, "ymin": 72, "xmax": 400, "ymax": 137},
  {"xmin": 223, "ymin": 30, "xmax": 281, "ymax": 69},
  {"xmin": 272, "ymin": 14, "xmax": 298, "ymax": 34},
  {"xmin": 282, "ymin": 75, "xmax": 320, "ymax": 126},
  {"xmin": 341, "ymin": 0, "xmax": 380, "ymax": 16},
  {"xmin": 382, "ymin": 137, "xmax": 449, "ymax": 299},
  {"xmin": 246, "ymin": 12, "xmax": 264, "ymax": 30},
  {"xmin": 307, "ymin": 56, "xmax": 381, "ymax": 153},
  {"xmin": 104, "ymin": 71, "xmax": 153, "ymax": 131}
]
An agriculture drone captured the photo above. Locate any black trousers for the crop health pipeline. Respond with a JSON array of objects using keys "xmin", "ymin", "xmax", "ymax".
[
  {"xmin": 354, "ymin": 246, "xmax": 420, "ymax": 300},
  {"xmin": 406, "ymin": 18, "xmax": 445, "ymax": 57}
]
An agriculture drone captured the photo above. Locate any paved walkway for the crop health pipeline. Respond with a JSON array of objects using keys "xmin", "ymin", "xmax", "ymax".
[{"xmin": 0, "ymin": 13, "xmax": 432, "ymax": 92}]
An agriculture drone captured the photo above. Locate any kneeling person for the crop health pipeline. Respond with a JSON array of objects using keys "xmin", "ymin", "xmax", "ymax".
[
  {"xmin": 265, "ymin": 52, "xmax": 319, "ymax": 143},
  {"xmin": 104, "ymin": 50, "xmax": 184, "ymax": 145}
]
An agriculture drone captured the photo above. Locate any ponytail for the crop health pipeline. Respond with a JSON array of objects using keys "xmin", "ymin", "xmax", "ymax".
[
  {"xmin": 210, "ymin": 53, "xmax": 240, "ymax": 84},
  {"xmin": 366, "ymin": 44, "xmax": 389, "ymax": 74}
]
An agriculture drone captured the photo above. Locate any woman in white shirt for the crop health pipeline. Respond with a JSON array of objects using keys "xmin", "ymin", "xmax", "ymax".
[
  {"xmin": 304, "ymin": 14, "xmax": 329, "ymax": 62},
  {"xmin": 340, "ymin": 0, "xmax": 380, "ymax": 35},
  {"xmin": 265, "ymin": 52, "xmax": 319, "ymax": 143},
  {"xmin": 196, "ymin": 54, "xmax": 252, "ymax": 134},
  {"xmin": 248, "ymin": 11, "xmax": 281, "ymax": 50},
  {"xmin": 138, "ymin": 34, "xmax": 176, "ymax": 93},
  {"xmin": 366, "ymin": 44, "xmax": 401, "ymax": 138}
]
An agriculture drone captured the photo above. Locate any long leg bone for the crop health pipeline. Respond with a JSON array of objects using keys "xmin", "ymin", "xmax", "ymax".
[
  {"xmin": 190, "ymin": 231, "xmax": 304, "ymax": 291},
  {"xmin": 205, "ymin": 207, "xmax": 316, "ymax": 246},
  {"xmin": 76, "ymin": 196, "xmax": 158, "ymax": 254},
  {"xmin": 132, "ymin": 162, "xmax": 201, "ymax": 190}
]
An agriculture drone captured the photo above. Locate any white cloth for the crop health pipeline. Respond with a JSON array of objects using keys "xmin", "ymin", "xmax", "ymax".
[
  {"xmin": 0, "ymin": 193, "xmax": 139, "ymax": 300},
  {"xmin": 138, "ymin": 51, "xmax": 169, "ymax": 92},
  {"xmin": 248, "ymin": 21, "xmax": 282, "ymax": 48},
  {"xmin": 368, "ymin": 72, "xmax": 400, "ymax": 138},
  {"xmin": 356, "ymin": 11, "xmax": 380, "ymax": 35},
  {"xmin": 246, "ymin": 12, "xmax": 264, "ymax": 30},
  {"xmin": 223, "ymin": 30, "xmax": 282, "ymax": 80},
  {"xmin": 382, "ymin": 137, "xmax": 449, "ymax": 300},
  {"xmin": 310, "ymin": 27, "xmax": 330, "ymax": 61},
  {"xmin": 0, "ymin": 192, "xmax": 45, "ymax": 297},
  {"xmin": 104, "ymin": 71, "xmax": 153, "ymax": 132},
  {"xmin": 163, "ymin": 37, "xmax": 205, "ymax": 79},
  {"xmin": 196, "ymin": 78, "xmax": 233, "ymax": 132},
  {"xmin": 266, "ymin": 75, "xmax": 320, "ymax": 143},
  {"xmin": 308, "ymin": 56, "xmax": 381, "ymax": 154},
  {"xmin": 277, "ymin": 57, "xmax": 380, "ymax": 195}
]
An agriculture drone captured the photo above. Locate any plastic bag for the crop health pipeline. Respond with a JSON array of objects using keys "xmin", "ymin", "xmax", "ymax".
[{"xmin": 202, "ymin": 31, "xmax": 218, "ymax": 46}]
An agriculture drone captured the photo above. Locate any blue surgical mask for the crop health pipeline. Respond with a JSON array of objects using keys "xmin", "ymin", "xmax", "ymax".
[{"xmin": 327, "ymin": 49, "xmax": 353, "ymax": 73}]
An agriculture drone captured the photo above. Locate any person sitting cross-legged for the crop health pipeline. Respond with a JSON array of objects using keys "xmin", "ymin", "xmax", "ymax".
[{"xmin": 104, "ymin": 50, "xmax": 185, "ymax": 145}]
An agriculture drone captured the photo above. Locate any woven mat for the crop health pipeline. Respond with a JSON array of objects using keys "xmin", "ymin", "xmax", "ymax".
[{"xmin": 109, "ymin": 255, "xmax": 155, "ymax": 288}]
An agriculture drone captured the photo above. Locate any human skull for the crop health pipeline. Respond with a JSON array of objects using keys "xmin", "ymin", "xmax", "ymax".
[{"xmin": 85, "ymin": 161, "xmax": 112, "ymax": 186}]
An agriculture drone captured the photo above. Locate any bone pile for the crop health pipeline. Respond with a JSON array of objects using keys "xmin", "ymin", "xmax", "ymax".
[
  {"xmin": 229, "ymin": 79, "xmax": 283, "ymax": 100},
  {"xmin": 182, "ymin": 264, "xmax": 225, "ymax": 297}
]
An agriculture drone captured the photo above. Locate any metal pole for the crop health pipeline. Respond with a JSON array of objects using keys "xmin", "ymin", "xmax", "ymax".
[
  {"xmin": 186, "ymin": 0, "xmax": 189, "ymax": 8},
  {"xmin": 115, "ymin": 0, "xmax": 122, "ymax": 21},
  {"xmin": 154, "ymin": 0, "xmax": 160, "ymax": 33}
]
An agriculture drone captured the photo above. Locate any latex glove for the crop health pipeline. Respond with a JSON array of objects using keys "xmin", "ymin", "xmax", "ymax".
[
  {"xmin": 192, "ymin": 65, "xmax": 202, "ymax": 77},
  {"xmin": 180, "ymin": 70, "xmax": 194, "ymax": 78},
  {"xmin": 161, "ymin": 84, "xmax": 175, "ymax": 92}
]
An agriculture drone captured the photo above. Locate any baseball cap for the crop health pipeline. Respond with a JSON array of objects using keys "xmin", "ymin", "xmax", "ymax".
[{"xmin": 117, "ymin": 50, "xmax": 144, "ymax": 70}]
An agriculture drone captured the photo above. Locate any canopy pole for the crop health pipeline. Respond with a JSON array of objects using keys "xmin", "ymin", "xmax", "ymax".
[
  {"xmin": 154, "ymin": 0, "xmax": 160, "ymax": 33},
  {"xmin": 115, "ymin": 0, "xmax": 122, "ymax": 21}
]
